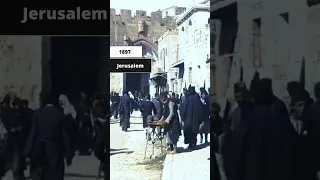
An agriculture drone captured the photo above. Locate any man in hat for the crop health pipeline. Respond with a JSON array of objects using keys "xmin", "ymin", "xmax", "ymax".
[{"xmin": 181, "ymin": 86, "xmax": 202, "ymax": 149}]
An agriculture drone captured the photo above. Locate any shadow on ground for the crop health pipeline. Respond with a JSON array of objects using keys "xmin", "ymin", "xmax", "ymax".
[
  {"xmin": 65, "ymin": 173, "xmax": 101, "ymax": 178},
  {"xmin": 177, "ymin": 143, "xmax": 210, "ymax": 153},
  {"xmin": 110, "ymin": 148, "xmax": 134, "ymax": 156},
  {"xmin": 127, "ymin": 129, "xmax": 144, "ymax": 132}
]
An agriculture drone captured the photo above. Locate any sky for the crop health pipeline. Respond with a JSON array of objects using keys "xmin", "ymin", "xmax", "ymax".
[{"xmin": 111, "ymin": 0, "xmax": 205, "ymax": 16}]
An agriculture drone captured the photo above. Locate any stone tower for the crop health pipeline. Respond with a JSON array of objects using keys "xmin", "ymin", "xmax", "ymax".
[{"xmin": 110, "ymin": 8, "xmax": 178, "ymax": 93}]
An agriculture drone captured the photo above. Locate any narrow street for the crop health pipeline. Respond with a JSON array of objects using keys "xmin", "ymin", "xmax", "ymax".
[
  {"xmin": 110, "ymin": 111, "xmax": 164, "ymax": 180},
  {"xmin": 3, "ymin": 111, "xmax": 163, "ymax": 180}
]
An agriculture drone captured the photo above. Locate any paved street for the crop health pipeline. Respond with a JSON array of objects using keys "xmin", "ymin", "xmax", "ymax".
[
  {"xmin": 4, "ymin": 154, "xmax": 101, "ymax": 180},
  {"xmin": 162, "ymin": 133, "xmax": 211, "ymax": 180},
  {"xmin": 110, "ymin": 111, "xmax": 163, "ymax": 180},
  {"xmin": 3, "ymin": 153, "xmax": 101, "ymax": 180}
]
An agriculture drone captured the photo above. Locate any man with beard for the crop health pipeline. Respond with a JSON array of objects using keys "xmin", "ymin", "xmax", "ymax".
[
  {"xmin": 160, "ymin": 92, "xmax": 181, "ymax": 153},
  {"xmin": 24, "ymin": 93, "xmax": 73, "ymax": 180},
  {"xmin": 224, "ymin": 82, "xmax": 249, "ymax": 133},
  {"xmin": 223, "ymin": 78, "xmax": 296, "ymax": 180},
  {"xmin": 118, "ymin": 90, "xmax": 132, "ymax": 132},
  {"xmin": 181, "ymin": 86, "xmax": 202, "ymax": 149},
  {"xmin": 180, "ymin": 88, "xmax": 188, "ymax": 104}
]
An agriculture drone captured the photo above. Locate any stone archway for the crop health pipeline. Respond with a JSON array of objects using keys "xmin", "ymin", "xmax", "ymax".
[{"xmin": 124, "ymin": 37, "xmax": 158, "ymax": 94}]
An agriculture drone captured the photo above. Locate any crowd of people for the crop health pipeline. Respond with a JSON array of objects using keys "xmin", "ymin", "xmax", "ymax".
[
  {"xmin": 111, "ymin": 87, "xmax": 211, "ymax": 154},
  {"xmin": 0, "ymin": 92, "xmax": 109, "ymax": 180},
  {"xmin": 212, "ymin": 74, "xmax": 320, "ymax": 180}
]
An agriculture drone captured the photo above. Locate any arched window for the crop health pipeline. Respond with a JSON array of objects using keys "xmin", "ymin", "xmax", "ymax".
[
  {"xmin": 181, "ymin": 27, "xmax": 184, "ymax": 31},
  {"xmin": 189, "ymin": 20, "xmax": 192, "ymax": 25}
]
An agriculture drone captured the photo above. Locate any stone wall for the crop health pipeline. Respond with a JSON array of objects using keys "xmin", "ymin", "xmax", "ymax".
[
  {"xmin": 0, "ymin": 36, "xmax": 42, "ymax": 109},
  {"xmin": 212, "ymin": 0, "xmax": 320, "ymax": 106},
  {"xmin": 110, "ymin": 8, "xmax": 177, "ymax": 93}
]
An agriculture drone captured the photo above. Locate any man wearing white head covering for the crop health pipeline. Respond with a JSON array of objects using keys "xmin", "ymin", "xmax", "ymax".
[
  {"xmin": 58, "ymin": 94, "xmax": 78, "ymax": 152},
  {"xmin": 58, "ymin": 94, "xmax": 77, "ymax": 120}
]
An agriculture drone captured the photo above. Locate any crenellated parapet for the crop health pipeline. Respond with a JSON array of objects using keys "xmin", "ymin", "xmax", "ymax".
[{"xmin": 110, "ymin": 8, "xmax": 176, "ymax": 25}]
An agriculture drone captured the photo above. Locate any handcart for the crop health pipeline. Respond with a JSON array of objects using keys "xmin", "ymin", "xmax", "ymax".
[{"xmin": 144, "ymin": 120, "xmax": 167, "ymax": 159}]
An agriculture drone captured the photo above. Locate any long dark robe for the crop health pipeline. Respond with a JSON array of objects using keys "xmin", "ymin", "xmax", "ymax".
[
  {"xmin": 77, "ymin": 103, "xmax": 94, "ymax": 153},
  {"xmin": 304, "ymin": 101, "xmax": 320, "ymax": 179},
  {"xmin": 199, "ymin": 98, "xmax": 210, "ymax": 134},
  {"xmin": 24, "ymin": 105, "xmax": 73, "ymax": 180},
  {"xmin": 181, "ymin": 93, "xmax": 202, "ymax": 145},
  {"xmin": 118, "ymin": 95, "xmax": 132, "ymax": 131},
  {"xmin": 223, "ymin": 105, "xmax": 296, "ymax": 180}
]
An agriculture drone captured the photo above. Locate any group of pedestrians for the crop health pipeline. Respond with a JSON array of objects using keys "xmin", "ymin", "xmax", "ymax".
[
  {"xmin": 0, "ymin": 92, "xmax": 109, "ymax": 180},
  {"xmin": 212, "ymin": 75, "xmax": 320, "ymax": 180},
  {"xmin": 115, "ymin": 86, "xmax": 211, "ymax": 155}
]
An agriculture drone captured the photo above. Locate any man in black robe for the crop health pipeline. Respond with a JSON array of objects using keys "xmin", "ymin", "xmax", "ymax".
[
  {"xmin": 118, "ymin": 90, "xmax": 132, "ymax": 132},
  {"xmin": 111, "ymin": 92, "xmax": 120, "ymax": 119},
  {"xmin": 0, "ymin": 95, "xmax": 14, "ymax": 178},
  {"xmin": 304, "ymin": 82, "xmax": 320, "ymax": 178},
  {"xmin": 140, "ymin": 94, "xmax": 157, "ymax": 129},
  {"xmin": 289, "ymin": 90, "xmax": 317, "ymax": 180},
  {"xmin": 6, "ymin": 97, "xmax": 25, "ymax": 180},
  {"xmin": 181, "ymin": 86, "xmax": 202, "ymax": 149},
  {"xmin": 24, "ymin": 93, "xmax": 74, "ymax": 180},
  {"xmin": 223, "ymin": 78, "xmax": 297, "ymax": 180}
]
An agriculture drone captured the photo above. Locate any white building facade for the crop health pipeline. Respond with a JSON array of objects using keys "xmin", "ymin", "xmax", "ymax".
[
  {"xmin": 174, "ymin": 3, "xmax": 211, "ymax": 92},
  {"xmin": 211, "ymin": 0, "xmax": 320, "ymax": 107},
  {"xmin": 157, "ymin": 30, "xmax": 179, "ymax": 93}
]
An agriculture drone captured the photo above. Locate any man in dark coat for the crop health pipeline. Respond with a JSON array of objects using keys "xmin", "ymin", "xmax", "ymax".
[
  {"xmin": 181, "ymin": 86, "xmax": 202, "ymax": 149},
  {"xmin": 180, "ymin": 88, "xmax": 188, "ymax": 104},
  {"xmin": 199, "ymin": 88, "xmax": 210, "ymax": 144},
  {"xmin": 140, "ymin": 94, "xmax": 157, "ymax": 129},
  {"xmin": 160, "ymin": 92, "xmax": 181, "ymax": 153},
  {"xmin": 118, "ymin": 90, "xmax": 132, "ymax": 132},
  {"xmin": 223, "ymin": 78, "xmax": 297, "ymax": 180},
  {"xmin": 110, "ymin": 92, "xmax": 120, "ymax": 119},
  {"xmin": 304, "ymin": 82, "xmax": 320, "ymax": 179},
  {"xmin": 152, "ymin": 93, "xmax": 162, "ymax": 121},
  {"xmin": 24, "ymin": 93, "xmax": 74, "ymax": 180}
]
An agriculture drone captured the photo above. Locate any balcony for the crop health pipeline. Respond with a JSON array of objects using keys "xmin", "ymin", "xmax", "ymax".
[{"xmin": 211, "ymin": 0, "xmax": 237, "ymax": 13}]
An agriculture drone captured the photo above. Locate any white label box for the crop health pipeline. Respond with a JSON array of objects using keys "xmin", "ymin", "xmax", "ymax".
[{"xmin": 110, "ymin": 46, "xmax": 142, "ymax": 58}]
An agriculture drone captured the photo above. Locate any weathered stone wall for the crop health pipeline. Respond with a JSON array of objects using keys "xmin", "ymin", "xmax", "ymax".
[
  {"xmin": 110, "ymin": 8, "xmax": 177, "ymax": 93},
  {"xmin": 213, "ymin": 0, "xmax": 320, "ymax": 106},
  {"xmin": 0, "ymin": 36, "xmax": 42, "ymax": 109}
]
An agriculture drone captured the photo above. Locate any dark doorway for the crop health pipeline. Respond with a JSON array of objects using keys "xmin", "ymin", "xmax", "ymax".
[
  {"xmin": 125, "ymin": 73, "xmax": 142, "ymax": 92},
  {"xmin": 50, "ymin": 36, "xmax": 101, "ymax": 101}
]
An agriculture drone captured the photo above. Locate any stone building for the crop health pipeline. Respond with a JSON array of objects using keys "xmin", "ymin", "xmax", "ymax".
[
  {"xmin": 211, "ymin": 0, "xmax": 320, "ymax": 107},
  {"xmin": 172, "ymin": 2, "xmax": 211, "ymax": 93},
  {"xmin": 156, "ymin": 30, "xmax": 179, "ymax": 95},
  {"xmin": 0, "ymin": 36, "xmax": 108, "ymax": 109},
  {"xmin": 162, "ymin": 6, "xmax": 186, "ymax": 19},
  {"xmin": 109, "ymin": 8, "xmax": 181, "ymax": 94}
]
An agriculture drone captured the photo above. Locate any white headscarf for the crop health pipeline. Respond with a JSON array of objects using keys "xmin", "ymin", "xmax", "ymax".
[
  {"xmin": 128, "ymin": 91, "xmax": 134, "ymax": 99},
  {"xmin": 59, "ymin": 94, "xmax": 77, "ymax": 119}
]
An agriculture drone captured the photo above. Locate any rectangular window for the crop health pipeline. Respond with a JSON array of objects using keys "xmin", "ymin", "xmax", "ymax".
[{"xmin": 189, "ymin": 67, "xmax": 192, "ymax": 83}]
